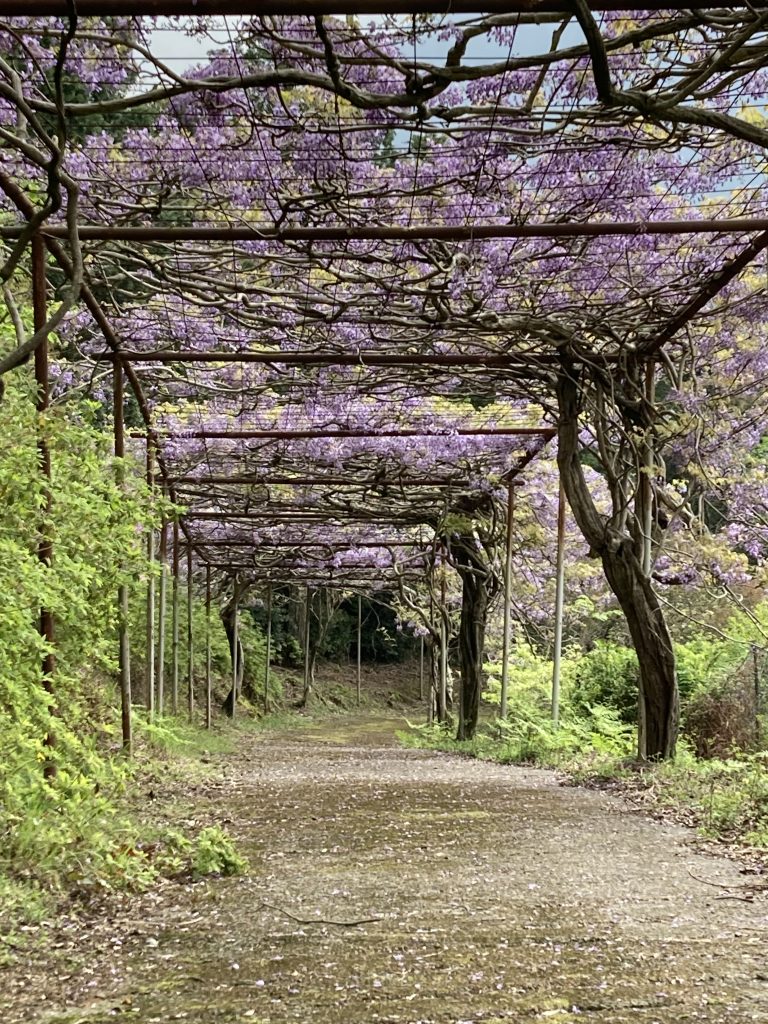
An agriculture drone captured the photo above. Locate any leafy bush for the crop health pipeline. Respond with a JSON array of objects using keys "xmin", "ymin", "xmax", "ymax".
[
  {"xmin": 192, "ymin": 826, "xmax": 249, "ymax": 877},
  {"xmin": 571, "ymin": 642, "xmax": 639, "ymax": 723},
  {"xmin": 0, "ymin": 367, "xmax": 159, "ymax": 899},
  {"xmin": 400, "ymin": 700, "xmax": 633, "ymax": 769},
  {"xmin": 596, "ymin": 750, "xmax": 768, "ymax": 848},
  {"xmin": 677, "ymin": 639, "xmax": 757, "ymax": 757}
]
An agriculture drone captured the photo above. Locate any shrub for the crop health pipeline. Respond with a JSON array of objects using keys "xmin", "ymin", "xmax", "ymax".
[
  {"xmin": 192, "ymin": 826, "xmax": 249, "ymax": 877},
  {"xmin": 571, "ymin": 642, "xmax": 639, "ymax": 723},
  {"xmin": 677, "ymin": 639, "xmax": 756, "ymax": 757},
  {"xmin": 0, "ymin": 367, "xmax": 158, "ymax": 897}
]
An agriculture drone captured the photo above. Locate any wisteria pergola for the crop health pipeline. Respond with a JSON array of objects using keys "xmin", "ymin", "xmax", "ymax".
[{"xmin": 3, "ymin": 1, "xmax": 768, "ymax": 757}]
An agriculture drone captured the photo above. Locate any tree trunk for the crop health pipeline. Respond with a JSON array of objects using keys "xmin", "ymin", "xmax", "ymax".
[
  {"xmin": 557, "ymin": 358, "xmax": 679, "ymax": 759},
  {"xmin": 600, "ymin": 543, "xmax": 678, "ymax": 758},
  {"xmin": 455, "ymin": 561, "xmax": 489, "ymax": 741}
]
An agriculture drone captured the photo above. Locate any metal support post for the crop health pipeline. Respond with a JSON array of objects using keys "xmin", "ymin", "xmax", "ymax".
[
  {"xmin": 156, "ymin": 513, "xmax": 167, "ymax": 715},
  {"xmin": 419, "ymin": 636, "xmax": 425, "ymax": 701},
  {"xmin": 439, "ymin": 553, "xmax": 448, "ymax": 724},
  {"xmin": 145, "ymin": 439, "xmax": 156, "ymax": 719},
  {"xmin": 303, "ymin": 586, "xmax": 311, "ymax": 700},
  {"xmin": 356, "ymin": 594, "xmax": 362, "ymax": 706},
  {"xmin": 205, "ymin": 564, "xmax": 212, "ymax": 729},
  {"xmin": 171, "ymin": 520, "xmax": 180, "ymax": 715},
  {"xmin": 33, "ymin": 237, "xmax": 56, "ymax": 775},
  {"xmin": 231, "ymin": 580, "xmax": 239, "ymax": 718},
  {"xmin": 264, "ymin": 584, "xmax": 272, "ymax": 715},
  {"xmin": 112, "ymin": 358, "xmax": 132, "ymax": 755},
  {"xmin": 552, "ymin": 479, "xmax": 567, "ymax": 727},
  {"xmin": 500, "ymin": 481, "xmax": 515, "ymax": 720},
  {"xmin": 187, "ymin": 546, "xmax": 194, "ymax": 722}
]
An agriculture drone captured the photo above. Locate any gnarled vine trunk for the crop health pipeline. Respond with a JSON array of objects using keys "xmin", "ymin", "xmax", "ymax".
[
  {"xmin": 454, "ymin": 557, "xmax": 489, "ymax": 741},
  {"xmin": 450, "ymin": 533, "xmax": 494, "ymax": 742},
  {"xmin": 557, "ymin": 358, "xmax": 679, "ymax": 759},
  {"xmin": 221, "ymin": 598, "xmax": 253, "ymax": 716},
  {"xmin": 599, "ymin": 543, "xmax": 678, "ymax": 758}
]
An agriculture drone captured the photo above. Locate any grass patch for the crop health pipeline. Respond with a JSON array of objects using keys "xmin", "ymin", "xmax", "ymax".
[
  {"xmin": 569, "ymin": 747, "xmax": 768, "ymax": 850},
  {"xmin": 400, "ymin": 719, "xmax": 768, "ymax": 854},
  {"xmin": 0, "ymin": 712, "xmax": 253, "ymax": 962}
]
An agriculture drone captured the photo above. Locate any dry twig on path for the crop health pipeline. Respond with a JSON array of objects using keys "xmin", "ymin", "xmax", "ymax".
[{"xmin": 259, "ymin": 902, "xmax": 384, "ymax": 927}]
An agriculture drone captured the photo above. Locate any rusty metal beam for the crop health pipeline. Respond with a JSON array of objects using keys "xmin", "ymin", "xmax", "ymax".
[
  {"xmin": 158, "ymin": 427, "xmax": 553, "ymax": 442},
  {"xmin": 642, "ymin": 230, "xmax": 768, "ymax": 355},
  {"xmin": 173, "ymin": 475, "xmax": 480, "ymax": 485},
  {"xmin": 1, "ymin": 0, "xmax": 753, "ymax": 14},
  {"xmin": 107, "ymin": 350, "xmax": 562, "ymax": 368},
  {"xmin": 191, "ymin": 539, "xmax": 423, "ymax": 547},
  {"xmin": 10, "ymin": 216, "xmax": 768, "ymax": 244}
]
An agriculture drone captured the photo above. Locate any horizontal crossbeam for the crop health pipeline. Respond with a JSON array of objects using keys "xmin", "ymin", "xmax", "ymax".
[
  {"xmin": 11, "ymin": 217, "xmax": 768, "ymax": 244},
  {"xmin": 157, "ymin": 427, "xmax": 552, "ymax": 441},
  {"xmin": 3, "ymin": 1, "xmax": 755, "ymax": 14}
]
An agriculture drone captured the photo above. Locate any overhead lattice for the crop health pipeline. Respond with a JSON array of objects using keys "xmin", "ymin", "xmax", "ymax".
[{"xmin": 2, "ymin": 3, "xmax": 768, "ymax": 588}]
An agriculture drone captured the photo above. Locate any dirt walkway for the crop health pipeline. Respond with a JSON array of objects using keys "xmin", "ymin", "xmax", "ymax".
[{"xmin": 5, "ymin": 716, "xmax": 768, "ymax": 1023}]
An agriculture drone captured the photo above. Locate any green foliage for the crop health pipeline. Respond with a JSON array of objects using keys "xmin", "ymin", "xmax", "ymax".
[
  {"xmin": 0, "ymin": 365, "xmax": 160, "ymax": 902},
  {"xmin": 571, "ymin": 642, "xmax": 639, "ymax": 723},
  {"xmin": 400, "ymin": 700, "xmax": 633, "ymax": 769},
  {"xmin": 0, "ymin": 356, "xmax": 249, "ymax": 932},
  {"xmin": 568, "ymin": 745, "xmax": 768, "ymax": 849},
  {"xmin": 319, "ymin": 607, "xmax": 355, "ymax": 662},
  {"xmin": 568, "ymin": 637, "xmax": 749, "ymax": 750},
  {"xmin": 191, "ymin": 825, "xmax": 249, "ymax": 878},
  {"xmin": 470, "ymin": 640, "xmax": 635, "ymax": 764},
  {"xmin": 132, "ymin": 712, "xmax": 236, "ymax": 756},
  {"xmin": 238, "ymin": 611, "xmax": 273, "ymax": 707}
]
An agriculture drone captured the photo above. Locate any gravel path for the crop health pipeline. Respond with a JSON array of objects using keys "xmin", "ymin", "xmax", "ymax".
[{"xmin": 5, "ymin": 716, "xmax": 768, "ymax": 1024}]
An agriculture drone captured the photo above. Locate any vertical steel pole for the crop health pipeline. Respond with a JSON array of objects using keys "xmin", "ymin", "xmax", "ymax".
[
  {"xmin": 439, "ymin": 553, "xmax": 448, "ymax": 724},
  {"xmin": 303, "ymin": 586, "xmax": 311, "ymax": 701},
  {"xmin": 187, "ymin": 545, "xmax": 194, "ymax": 722},
  {"xmin": 171, "ymin": 520, "xmax": 180, "ymax": 715},
  {"xmin": 156, "ymin": 513, "xmax": 167, "ymax": 716},
  {"xmin": 419, "ymin": 635, "xmax": 425, "ymax": 701},
  {"xmin": 499, "ymin": 481, "xmax": 515, "ymax": 720},
  {"xmin": 638, "ymin": 361, "xmax": 655, "ymax": 753},
  {"xmin": 205, "ymin": 564, "xmax": 212, "ymax": 730},
  {"xmin": 264, "ymin": 584, "xmax": 272, "ymax": 715},
  {"xmin": 356, "ymin": 594, "xmax": 362, "ymax": 706},
  {"xmin": 112, "ymin": 359, "xmax": 132, "ymax": 756},
  {"xmin": 428, "ymin": 567, "xmax": 436, "ymax": 724},
  {"xmin": 641, "ymin": 361, "xmax": 655, "ymax": 578},
  {"xmin": 551, "ymin": 478, "xmax": 567, "ymax": 727},
  {"xmin": 145, "ymin": 439, "xmax": 156, "ymax": 720},
  {"xmin": 231, "ymin": 580, "xmax": 239, "ymax": 719},
  {"xmin": 33, "ymin": 237, "xmax": 56, "ymax": 775}
]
